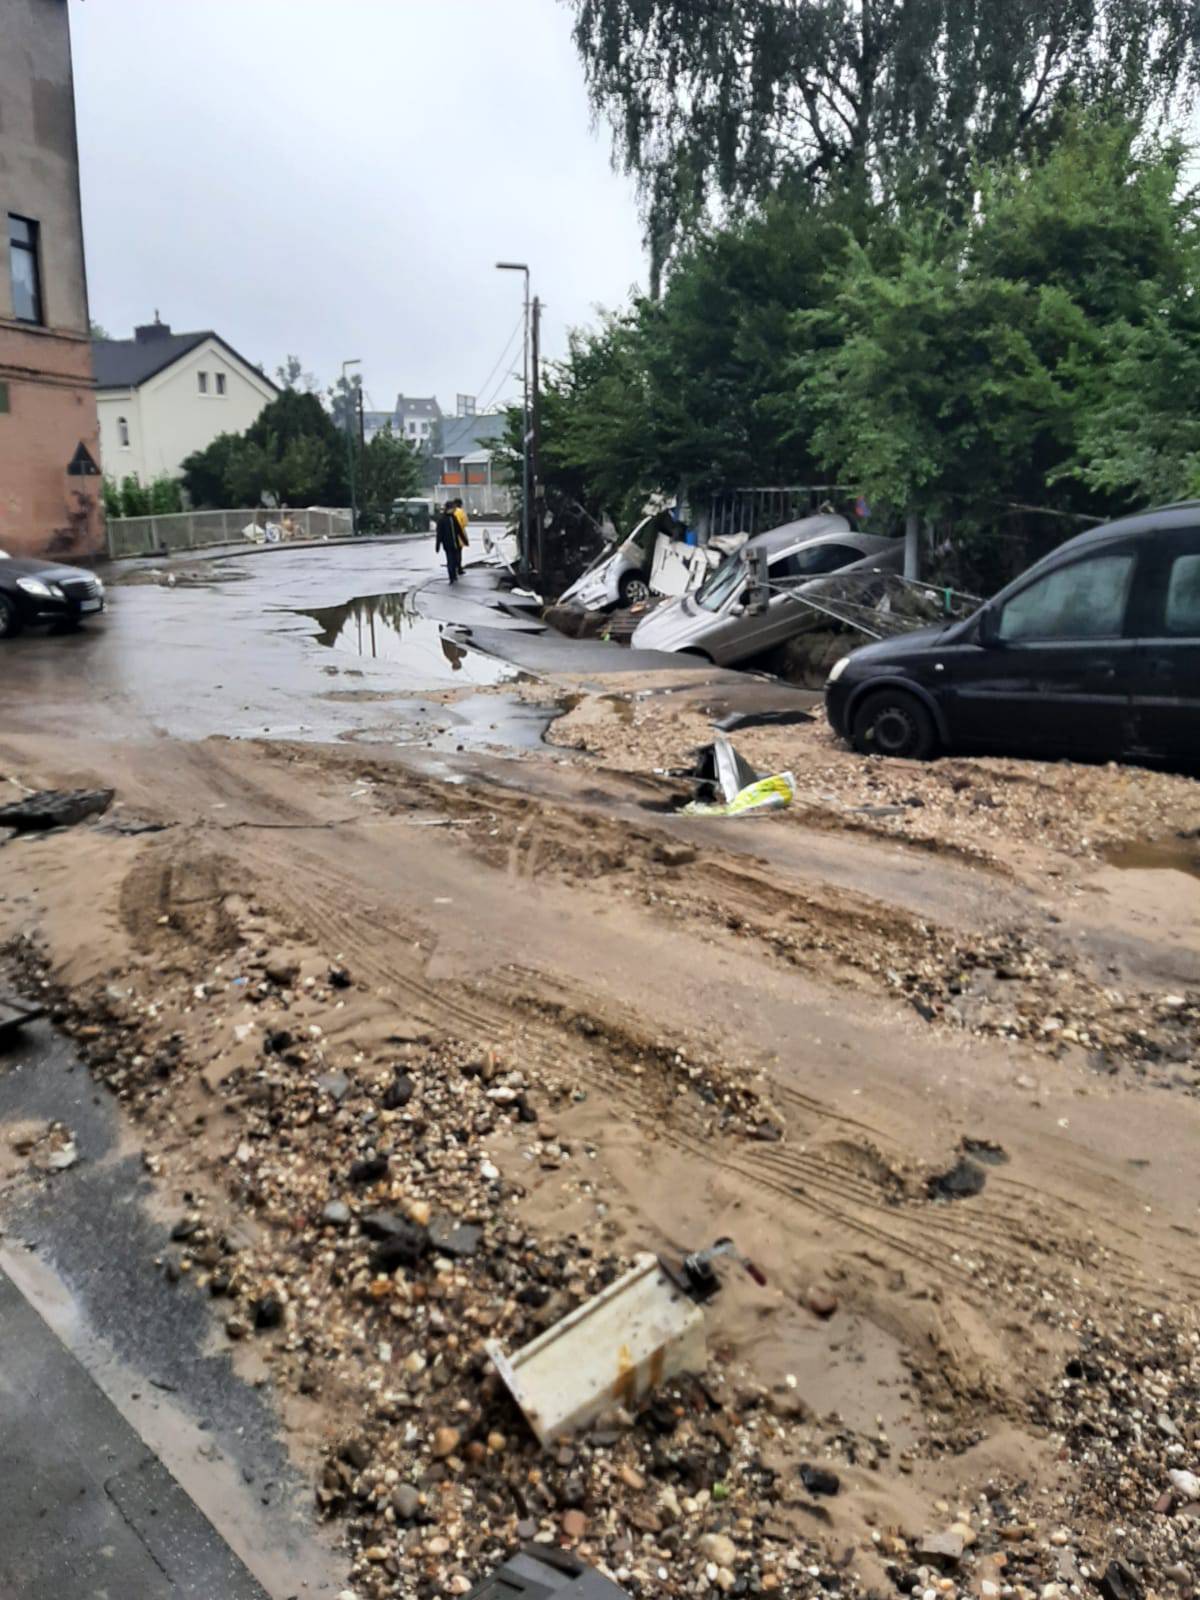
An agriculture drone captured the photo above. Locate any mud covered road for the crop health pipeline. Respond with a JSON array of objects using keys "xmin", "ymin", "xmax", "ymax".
[{"xmin": 1, "ymin": 541, "xmax": 1198, "ymax": 1600}]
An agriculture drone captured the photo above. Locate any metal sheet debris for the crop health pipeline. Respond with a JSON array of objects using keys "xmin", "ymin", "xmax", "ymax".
[
  {"xmin": 464, "ymin": 1543, "xmax": 631, "ymax": 1599},
  {"xmin": 684, "ymin": 735, "xmax": 795, "ymax": 818},
  {"xmin": 486, "ymin": 1251, "xmax": 707, "ymax": 1447}
]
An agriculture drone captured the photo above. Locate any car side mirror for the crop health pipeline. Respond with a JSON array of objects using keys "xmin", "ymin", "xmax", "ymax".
[{"xmin": 977, "ymin": 604, "xmax": 1001, "ymax": 646}]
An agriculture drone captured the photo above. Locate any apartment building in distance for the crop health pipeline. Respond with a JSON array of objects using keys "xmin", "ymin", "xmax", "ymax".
[{"xmin": 0, "ymin": 0, "xmax": 102, "ymax": 558}]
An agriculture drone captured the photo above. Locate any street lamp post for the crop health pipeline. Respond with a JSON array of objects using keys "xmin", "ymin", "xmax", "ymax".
[
  {"xmin": 342, "ymin": 358, "xmax": 361, "ymax": 537},
  {"xmin": 495, "ymin": 262, "xmax": 530, "ymax": 574}
]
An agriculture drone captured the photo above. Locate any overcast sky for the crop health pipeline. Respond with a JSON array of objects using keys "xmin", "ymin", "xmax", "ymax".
[{"xmin": 69, "ymin": 0, "xmax": 646, "ymax": 414}]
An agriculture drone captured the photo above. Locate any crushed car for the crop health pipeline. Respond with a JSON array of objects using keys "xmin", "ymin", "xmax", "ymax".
[
  {"xmin": 631, "ymin": 515, "xmax": 901, "ymax": 665},
  {"xmin": 0, "ymin": 549, "xmax": 106, "ymax": 638},
  {"xmin": 825, "ymin": 502, "xmax": 1200, "ymax": 762},
  {"xmin": 558, "ymin": 507, "xmax": 747, "ymax": 611}
]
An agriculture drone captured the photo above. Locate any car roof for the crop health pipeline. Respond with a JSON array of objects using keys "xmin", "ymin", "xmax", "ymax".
[
  {"xmin": 745, "ymin": 514, "xmax": 851, "ymax": 553},
  {"xmin": 1049, "ymin": 501, "xmax": 1200, "ymax": 555}
]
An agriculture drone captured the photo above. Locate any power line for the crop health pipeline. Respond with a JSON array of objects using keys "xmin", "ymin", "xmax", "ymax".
[{"xmin": 473, "ymin": 311, "xmax": 525, "ymax": 412}]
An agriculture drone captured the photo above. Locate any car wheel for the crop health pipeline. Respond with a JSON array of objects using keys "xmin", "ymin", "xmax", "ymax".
[
  {"xmin": 619, "ymin": 572, "xmax": 651, "ymax": 607},
  {"xmin": 0, "ymin": 596, "xmax": 21, "ymax": 639},
  {"xmin": 852, "ymin": 689, "xmax": 937, "ymax": 760}
]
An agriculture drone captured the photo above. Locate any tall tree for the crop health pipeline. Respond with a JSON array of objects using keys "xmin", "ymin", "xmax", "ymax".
[{"xmin": 567, "ymin": 0, "xmax": 1200, "ymax": 282}]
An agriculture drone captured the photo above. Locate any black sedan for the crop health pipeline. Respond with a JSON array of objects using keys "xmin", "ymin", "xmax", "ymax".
[
  {"xmin": 0, "ymin": 551, "xmax": 106, "ymax": 638},
  {"xmin": 826, "ymin": 504, "xmax": 1200, "ymax": 764}
]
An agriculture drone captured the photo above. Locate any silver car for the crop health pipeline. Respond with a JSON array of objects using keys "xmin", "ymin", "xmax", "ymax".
[{"xmin": 631, "ymin": 516, "xmax": 902, "ymax": 665}]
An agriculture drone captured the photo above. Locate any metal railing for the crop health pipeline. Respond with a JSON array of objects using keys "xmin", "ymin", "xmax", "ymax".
[
  {"xmin": 432, "ymin": 484, "xmax": 514, "ymax": 518},
  {"xmin": 702, "ymin": 485, "xmax": 856, "ymax": 539},
  {"xmin": 106, "ymin": 506, "xmax": 354, "ymax": 559}
]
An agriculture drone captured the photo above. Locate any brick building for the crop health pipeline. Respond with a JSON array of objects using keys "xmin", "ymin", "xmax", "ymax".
[{"xmin": 0, "ymin": 0, "xmax": 102, "ymax": 559}]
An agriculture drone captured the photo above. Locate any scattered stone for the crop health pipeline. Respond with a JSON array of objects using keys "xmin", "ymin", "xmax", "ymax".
[
  {"xmin": 391, "ymin": 1485, "xmax": 421, "ymax": 1522},
  {"xmin": 321, "ymin": 1200, "xmax": 351, "ymax": 1227},
  {"xmin": 349, "ymin": 1156, "xmax": 389, "ymax": 1185},
  {"xmin": 700, "ymin": 1533, "xmax": 737, "ymax": 1568},
  {"xmin": 252, "ymin": 1294, "xmax": 284, "ymax": 1331},
  {"xmin": 432, "ymin": 1426, "xmax": 460, "ymax": 1460},
  {"xmin": 263, "ymin": 951, "xmax": 300, "ymax": 986},
  {"xmin": 328, "ymin": 966, "xmax": 352, "ymax": 989},
  {"xmin": 316, "ymin": 1071, "xmax": 351, "ymax": 1103},
  {"xmin": 805, "ymin": 1287, "xmax": 839, "ymax": 1319},
  {"xmin": 561, "ymin": 1509, "xmax": 587, "ymax": 1539},
  {"xmin": 653, "ymin": 841, "xmax": 697, "ymax": 868},
  {"xmin": 915, "ymin": 1532, "xmax": 964, "ymax": 1568},
  {"xmin": 225, "ymin": 1315, "xmax": 250, "ymax": 1341},
  {"xmin": 927, "ymin": 1157, "xmax": 986, "ymax": 1200},
  {"xmin": 428, "ymin": 1218, "xmax": 482, "ymax": 1259},
  {"xmin": 1170, "ymin": 1469, "xmax": 1200, "ymax": 1500},
  {"xmin": 1098, "ymin": 1559, "xmax": 1142, "ymax": 1600},
  {"xmin": 43, "ymin": 1139, "xmax": 79, "ymax": 1172},
  {"xmin": 340, "ymin": 1437, "xmax": 372, "ymax": 1471},
  {"xmin": 381, "ymin": 1073, "xmax": 414, "ymax": 1110},
  {"xmin": 799, "ymin": 1464, "xmax": 840, "ymax": 1497}
]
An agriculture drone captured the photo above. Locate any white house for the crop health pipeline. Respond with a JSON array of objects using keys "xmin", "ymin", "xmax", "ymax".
[{"xmin": 92, "ymin": 317, "xmax": 278, "ymax": 483}]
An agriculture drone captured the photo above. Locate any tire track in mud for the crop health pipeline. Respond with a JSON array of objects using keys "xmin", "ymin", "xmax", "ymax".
[
  {"xmin": 206, "ymin": 807, "xmax": 1183, "ymax": 1312},
  {"xmin": 225, "ymin": 833, "xmax": 987, "ymax": 1293}
]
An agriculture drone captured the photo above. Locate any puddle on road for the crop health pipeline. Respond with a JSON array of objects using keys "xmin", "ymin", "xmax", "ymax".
[
  {"xmin": 294, "ymin": 590, "xmax": 517, "ymax": 687},
  {"xmin": 1103, "ymin": 836, "xmax": 1200, "ymax": 879}
]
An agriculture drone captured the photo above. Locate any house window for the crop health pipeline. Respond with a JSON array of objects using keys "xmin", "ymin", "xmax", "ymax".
[
  {"xmin": 0, "ymin": 382, "xmax": 9, "ymax": 414},
  {"xmin": 118, "ymin": 416, "xmax": 130, "ymax": 447},
  {"xmin": 215, "ymin": 372, "xmax": 226, "ymax": 396},
  {"xmin": 197, "ymin": 371, "xmax": 208, "ymax": 394},
  {"xmin": 409, "ymin": 421, "xmax": 417, "ymax": 435},
  {"xmin": 8, "ymin": 215, "xmax": 43, "ymax": 324}
]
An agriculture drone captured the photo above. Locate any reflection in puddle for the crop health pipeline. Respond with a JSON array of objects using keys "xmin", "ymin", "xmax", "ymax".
[
  {"xmin": 294, "ymin": 590, "xmax": 516, "ymax": 686},
  {"xmin": 1103, "ymin": 837, "xmax": 1200, "ymax": 879}
]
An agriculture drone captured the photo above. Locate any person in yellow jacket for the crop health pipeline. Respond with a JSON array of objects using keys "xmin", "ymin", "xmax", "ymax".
[{"xmin": 452, "ymin": 498, "xmax": 469, "ymax": 551}]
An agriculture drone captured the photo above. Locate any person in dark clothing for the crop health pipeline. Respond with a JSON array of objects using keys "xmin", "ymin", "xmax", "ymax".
[{"xmin": 435, "ymin": 505, "xmax": 461, "ymax": 583}]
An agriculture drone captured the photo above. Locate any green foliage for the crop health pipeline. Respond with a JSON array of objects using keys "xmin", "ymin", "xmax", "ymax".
[
  {"xmin": 568, "ymin": 0, "xmax": 1200, "ymax": 280},
  {"xmin": 357, "ymin": 426, "xmax": 421, "ymax": 530},
  {"xmin": 801, "ymin": 116, "xmax": 1200, "ymax": 532},
  {"xmin": 526, "ymin": 193, "xmax": 866, "ymax": 528},
  {"xmin": 181, "ymin": 432, "xmax": 242, "ymax": 508},
  {"xmin": 148, "ymin": 474, "xmax": 183, "ymax": 515},
  {"xmin": 181, "ymin": 385, "xmax": 349, "ymax": 508},
  {"xmin": 538, "ymin": 112, "xmax": 1200, "ymax": 585},
  {"xmin": 103, "ymin": 471, "xmax": 184, "ymax": 518},
  {"xmin": 118, "ymin": 474, "xmax": 151, "ymax": 517}
]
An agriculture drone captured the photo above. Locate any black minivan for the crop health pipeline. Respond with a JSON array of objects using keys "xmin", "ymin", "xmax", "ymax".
[{"xmin": 825, "ymin": 503, "xmax": 1200, "ymax": 764}]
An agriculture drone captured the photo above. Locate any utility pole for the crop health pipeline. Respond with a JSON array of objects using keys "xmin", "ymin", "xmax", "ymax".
[
  {"xmin": 342, "ymin": 357, "xmax": 361, "ymax": 538},
  {"xmin": 530, "ymin": 295, "xmax": 542, "ymax": 579},
  {"xmin": 904, "ymin": 510, "xmax": 920, "ymax": 580},
  {"xmin": 496, "ymin": 262, "xmax": 531, "ymax": 576}
]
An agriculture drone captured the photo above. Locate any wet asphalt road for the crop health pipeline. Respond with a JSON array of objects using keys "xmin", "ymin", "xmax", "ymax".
[{"xmin": 2, "ymin": 538, "xmax": 709, "ymax": 751}]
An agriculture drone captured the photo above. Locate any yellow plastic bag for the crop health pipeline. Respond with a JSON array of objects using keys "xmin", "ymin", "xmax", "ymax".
[{"xmin": 683, "ymin": 770, "xmax": 795, "ymax": 817}]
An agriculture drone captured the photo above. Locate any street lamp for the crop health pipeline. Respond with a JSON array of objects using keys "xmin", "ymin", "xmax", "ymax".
[
  {"xmin": 342, "ymin": 358, "xmax": 361, "ymax": 537},
  {"xmin": 496, "ymin": 262, "xmax": 530, "ymax": 573}
]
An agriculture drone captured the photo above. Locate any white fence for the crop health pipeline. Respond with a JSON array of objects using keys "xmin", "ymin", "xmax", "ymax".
[
  {"xmin": 106, "ymin": 506, "xmax": 354, "ymax": 559},
  {"xmin": 432, "ymin": 484, "xmax": 514, "ymax": 518}
]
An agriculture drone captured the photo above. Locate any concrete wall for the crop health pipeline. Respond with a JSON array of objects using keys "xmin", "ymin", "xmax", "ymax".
[
  {"xmin": 0, "ymin": 0, "xmax": 102, "ymax": 558},
  {"xmin": 97, "ymin": 338, "xmax": 276, "ymax": 483}
]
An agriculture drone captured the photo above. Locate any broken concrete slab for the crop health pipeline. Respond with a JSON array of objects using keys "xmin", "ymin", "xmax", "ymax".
[{"xmin": 0, "ymin": 788, "xmax": 114, "ymax": 831}]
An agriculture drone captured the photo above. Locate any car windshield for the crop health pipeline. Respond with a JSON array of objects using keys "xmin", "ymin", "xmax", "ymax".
[{"xmin": 696, "ymin": 550, "xmax": 747, "ymax": 613}]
